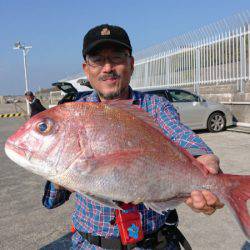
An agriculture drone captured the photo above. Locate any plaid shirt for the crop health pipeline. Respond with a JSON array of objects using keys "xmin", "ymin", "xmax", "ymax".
[{"xmin": 43, "ymin": 88, "xmax": 212, "ymax": 249}]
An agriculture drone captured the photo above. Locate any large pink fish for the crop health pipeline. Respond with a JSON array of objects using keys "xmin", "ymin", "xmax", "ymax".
[{"xmin": 5, "ymin": 101, "xmax": 250, "ymax": 238}]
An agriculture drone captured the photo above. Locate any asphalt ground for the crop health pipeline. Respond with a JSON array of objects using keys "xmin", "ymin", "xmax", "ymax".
[{"xmin": 0, "ymin": 114, "xmax": 250, "ymax": 249}]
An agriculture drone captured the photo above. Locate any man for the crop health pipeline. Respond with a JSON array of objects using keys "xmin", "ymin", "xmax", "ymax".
[
  {"xmin": 24, "ymin": 91, "xmax": 46, "ymax": 117},
  {"xmin": 43, "ymin": 24, "xmax": 223, "ymax": 249}
]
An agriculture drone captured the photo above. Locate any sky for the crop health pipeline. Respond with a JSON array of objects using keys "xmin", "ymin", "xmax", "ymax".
[{"xmin": 1, "ymin": 0, "xmax": 250, "ymax": 95}]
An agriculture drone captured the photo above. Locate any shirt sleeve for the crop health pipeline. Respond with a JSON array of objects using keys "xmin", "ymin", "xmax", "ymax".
[
  {"xmin": 154, "ymin": 98, "xmax": 213, "ymax": 156},
  {"xmin": 42, "ymin": 181, "xmax": 71, "ymax": 209}
]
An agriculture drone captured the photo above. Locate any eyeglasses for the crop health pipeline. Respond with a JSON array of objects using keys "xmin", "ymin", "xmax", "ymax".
[{"xmin": 86, "ymin": 52, "xmax": 130, "ymax": 68}]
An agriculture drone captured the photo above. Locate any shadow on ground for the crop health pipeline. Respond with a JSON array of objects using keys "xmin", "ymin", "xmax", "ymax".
[
  {"xmin": 193, "ymin": 129, "xmax": 208, "ymax": 134},
  {"xmin": 39, "ymin": 233, "xmax": 72, "ymax": 250}
]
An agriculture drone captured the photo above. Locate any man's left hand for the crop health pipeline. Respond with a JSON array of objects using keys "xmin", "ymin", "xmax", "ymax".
[{"xmin": 185, "ymin": 154, "xmax": 224, "ymax": 215}]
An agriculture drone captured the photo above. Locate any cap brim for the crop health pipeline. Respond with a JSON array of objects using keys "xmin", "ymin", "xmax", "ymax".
[{"xmin": 84, "ymin": 39, "xmax": 132, "ymax": 56}]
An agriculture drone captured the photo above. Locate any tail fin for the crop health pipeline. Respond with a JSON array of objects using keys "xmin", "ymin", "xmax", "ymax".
[{"xmin": 221, "ymin": 174, "xmax": 250, "ymax": 239}]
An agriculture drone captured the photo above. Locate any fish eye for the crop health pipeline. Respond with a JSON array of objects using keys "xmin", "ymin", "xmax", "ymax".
[
  {"xmin": 36, "ymin": 119, "xmax": 53, "ymax": 135},
  {"xmin": 38, "ymin": 123, "xmax": 47, "ymax": 132}
]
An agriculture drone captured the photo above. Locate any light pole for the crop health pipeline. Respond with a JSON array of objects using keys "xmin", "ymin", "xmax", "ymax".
[{"xmin": 13, "ymin": 41, "xmax": 32, "ymax": 115}]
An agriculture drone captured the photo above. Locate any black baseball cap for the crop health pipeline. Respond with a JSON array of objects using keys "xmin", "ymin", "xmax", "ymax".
[
  {"xmin": 82, "ymin": 24, "xmax": 132, "ymax": 58},
  {"xmin": 24, "ymin": 91, "xmax": 34, "ymax": 96}
]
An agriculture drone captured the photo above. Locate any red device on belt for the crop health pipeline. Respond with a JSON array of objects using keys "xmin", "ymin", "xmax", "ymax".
[{"xmin": 115, "ymin": 203, "xmax": 144, "ymax": 245}]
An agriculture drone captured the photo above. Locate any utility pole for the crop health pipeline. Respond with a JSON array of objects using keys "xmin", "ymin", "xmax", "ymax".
[{"xmin": 13, "ymin": 41, "xmax": 32, "ymax": 115}]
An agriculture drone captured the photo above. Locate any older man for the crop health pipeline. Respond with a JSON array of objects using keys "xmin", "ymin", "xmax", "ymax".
[{"xmin": 43, "ymin": 24, "xmax": 223, "ymax": 250}]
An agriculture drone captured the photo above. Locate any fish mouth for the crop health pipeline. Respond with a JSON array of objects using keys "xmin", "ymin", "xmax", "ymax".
[
  {"xmin": 5, "ymin": 140, "xmax": 31, "ymax": 159},
  {"xmin": 5, "ymin": 141, "xmax": 36, "ymax": 171},
  {"xmin": 5, "ymin": 141, "xmax": 56, "ymax": 178}
]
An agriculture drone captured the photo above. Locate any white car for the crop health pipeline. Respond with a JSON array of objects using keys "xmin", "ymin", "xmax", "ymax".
[{"xmin": 140, "ymin": 88, "xmax": 234, "ymax": 132}]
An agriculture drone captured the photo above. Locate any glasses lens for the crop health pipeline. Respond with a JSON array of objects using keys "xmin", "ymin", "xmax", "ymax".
[
  {"xmin": 87, "ymin": 55, "xmax": 102, "ymax": 66},
  {"xmin": 86, "ymin": 52, "xmax": 129, "ymax": 67}
]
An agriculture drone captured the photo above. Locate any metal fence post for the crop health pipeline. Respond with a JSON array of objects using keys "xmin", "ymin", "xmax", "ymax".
[
  {"xmin": 194, "ymin": 48, "xmax": 200, "ymax": 95},
  {"xmin": 166, "ymin": 56, "xmax": 170, "ymax": 87},
  {"xmin": 144, "ymin": 59, "xmax": 148, "ymax": 86},
  {"xmin": 240, "ymin": 30, "xmax": 245, "ymax": 93},
  {"xmin": 248, "ymin": 23, "xmax": 250, "ymax": 80}
]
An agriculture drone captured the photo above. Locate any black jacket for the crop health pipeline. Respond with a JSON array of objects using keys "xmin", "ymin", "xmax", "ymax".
[{"xmin": 30, "ymin": 98, "xmax": 46, "ymax": 117}]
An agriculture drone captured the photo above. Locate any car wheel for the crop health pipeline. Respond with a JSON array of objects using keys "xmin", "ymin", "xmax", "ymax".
[{"xmin": 207, "ymin": 112, "xmax": 226, "ymax": 132}]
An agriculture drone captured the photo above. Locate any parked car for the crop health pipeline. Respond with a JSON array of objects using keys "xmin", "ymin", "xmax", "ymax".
[
  {"xmin": 140, "ymin": 87, "xmax": 233, "ymax": 132},
  {"xmin": 52, "ymin": 81, "xmax": 92, "ymax": 104}
]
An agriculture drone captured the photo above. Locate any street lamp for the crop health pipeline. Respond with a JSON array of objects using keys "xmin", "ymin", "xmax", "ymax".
[{"xmin": 13, "ymin": 41, "xmax": 32, "ymax": 115}]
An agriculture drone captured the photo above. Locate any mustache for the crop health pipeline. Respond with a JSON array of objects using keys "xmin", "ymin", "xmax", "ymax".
[{"xmin": 99, "ymin": 72, "xmax": 120, "ymax": 81}]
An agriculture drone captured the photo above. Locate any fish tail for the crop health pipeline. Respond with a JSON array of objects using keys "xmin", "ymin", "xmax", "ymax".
[{"xmin": 220, "ymin": 174, "xmax": 250, "ymax": 239}]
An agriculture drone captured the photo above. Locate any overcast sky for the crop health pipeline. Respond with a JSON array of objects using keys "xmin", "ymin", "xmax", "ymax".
[{"xmin": 1, "ymin": 0, "xmax": 250, "ymax": 95}]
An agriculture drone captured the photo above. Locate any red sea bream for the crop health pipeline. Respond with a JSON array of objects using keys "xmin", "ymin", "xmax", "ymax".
[{"xmin": 4, "ymin": 101, "xmax": 250, "ymax": 238}]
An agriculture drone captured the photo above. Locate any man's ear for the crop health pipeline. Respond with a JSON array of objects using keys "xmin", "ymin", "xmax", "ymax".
[
  {"xmin": 82, "ymin": 62, "xmax": 89, "ymax": 79},
  {"xmin": 130, "ymin": 56, "xmax": 134, "ymax": 74}
]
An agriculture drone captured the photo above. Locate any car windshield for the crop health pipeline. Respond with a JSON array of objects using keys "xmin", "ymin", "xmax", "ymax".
[
  {"xmin": 52, "ymin": 82, "xmax": 78, "ymax": 94},
  {"xmin": 142, "ymin": 90, "xmax": 171, "ymax": 100},
  {"xmin": 61, "ymin": 85, "xmax": 74, "ymax": 92},
  {"xmin": 169, "ymin": 90, "xmax": 199, "ymax": 102}
]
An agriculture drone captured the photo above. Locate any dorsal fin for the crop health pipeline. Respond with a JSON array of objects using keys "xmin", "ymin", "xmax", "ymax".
[{"xmin": 103, "ymin": 99, "xmax": 164, "ymax": 134}]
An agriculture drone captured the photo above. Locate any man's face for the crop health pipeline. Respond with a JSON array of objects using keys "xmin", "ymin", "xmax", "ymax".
[
  {"xmin": 82, "ymin": 46, "xmax": 134, "ymax": 100},
  {"xmin": 26, "ymin": 95, "xmax": 34, "ymax": 102}
]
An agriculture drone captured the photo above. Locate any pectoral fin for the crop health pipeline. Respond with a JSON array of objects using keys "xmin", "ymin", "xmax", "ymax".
[{"xmin": 144, "ymin": 196, "xmax": 187, "ymax": 214}]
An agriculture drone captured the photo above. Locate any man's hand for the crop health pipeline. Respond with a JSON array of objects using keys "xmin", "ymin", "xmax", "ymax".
[{"xmin": 185, "ymin": 154, "xmax": 224, "ymax": 215}]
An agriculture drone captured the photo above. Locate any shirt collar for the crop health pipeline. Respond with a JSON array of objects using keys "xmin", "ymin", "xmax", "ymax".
[{"xmin": 85, "ymin": 91, "xmax": 101, "ymax": 102}]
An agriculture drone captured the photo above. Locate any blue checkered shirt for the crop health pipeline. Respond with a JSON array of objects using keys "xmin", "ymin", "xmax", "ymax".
[{"xmin": 43, "ymin": 88, "xmax": 212, "ymax": 249}]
